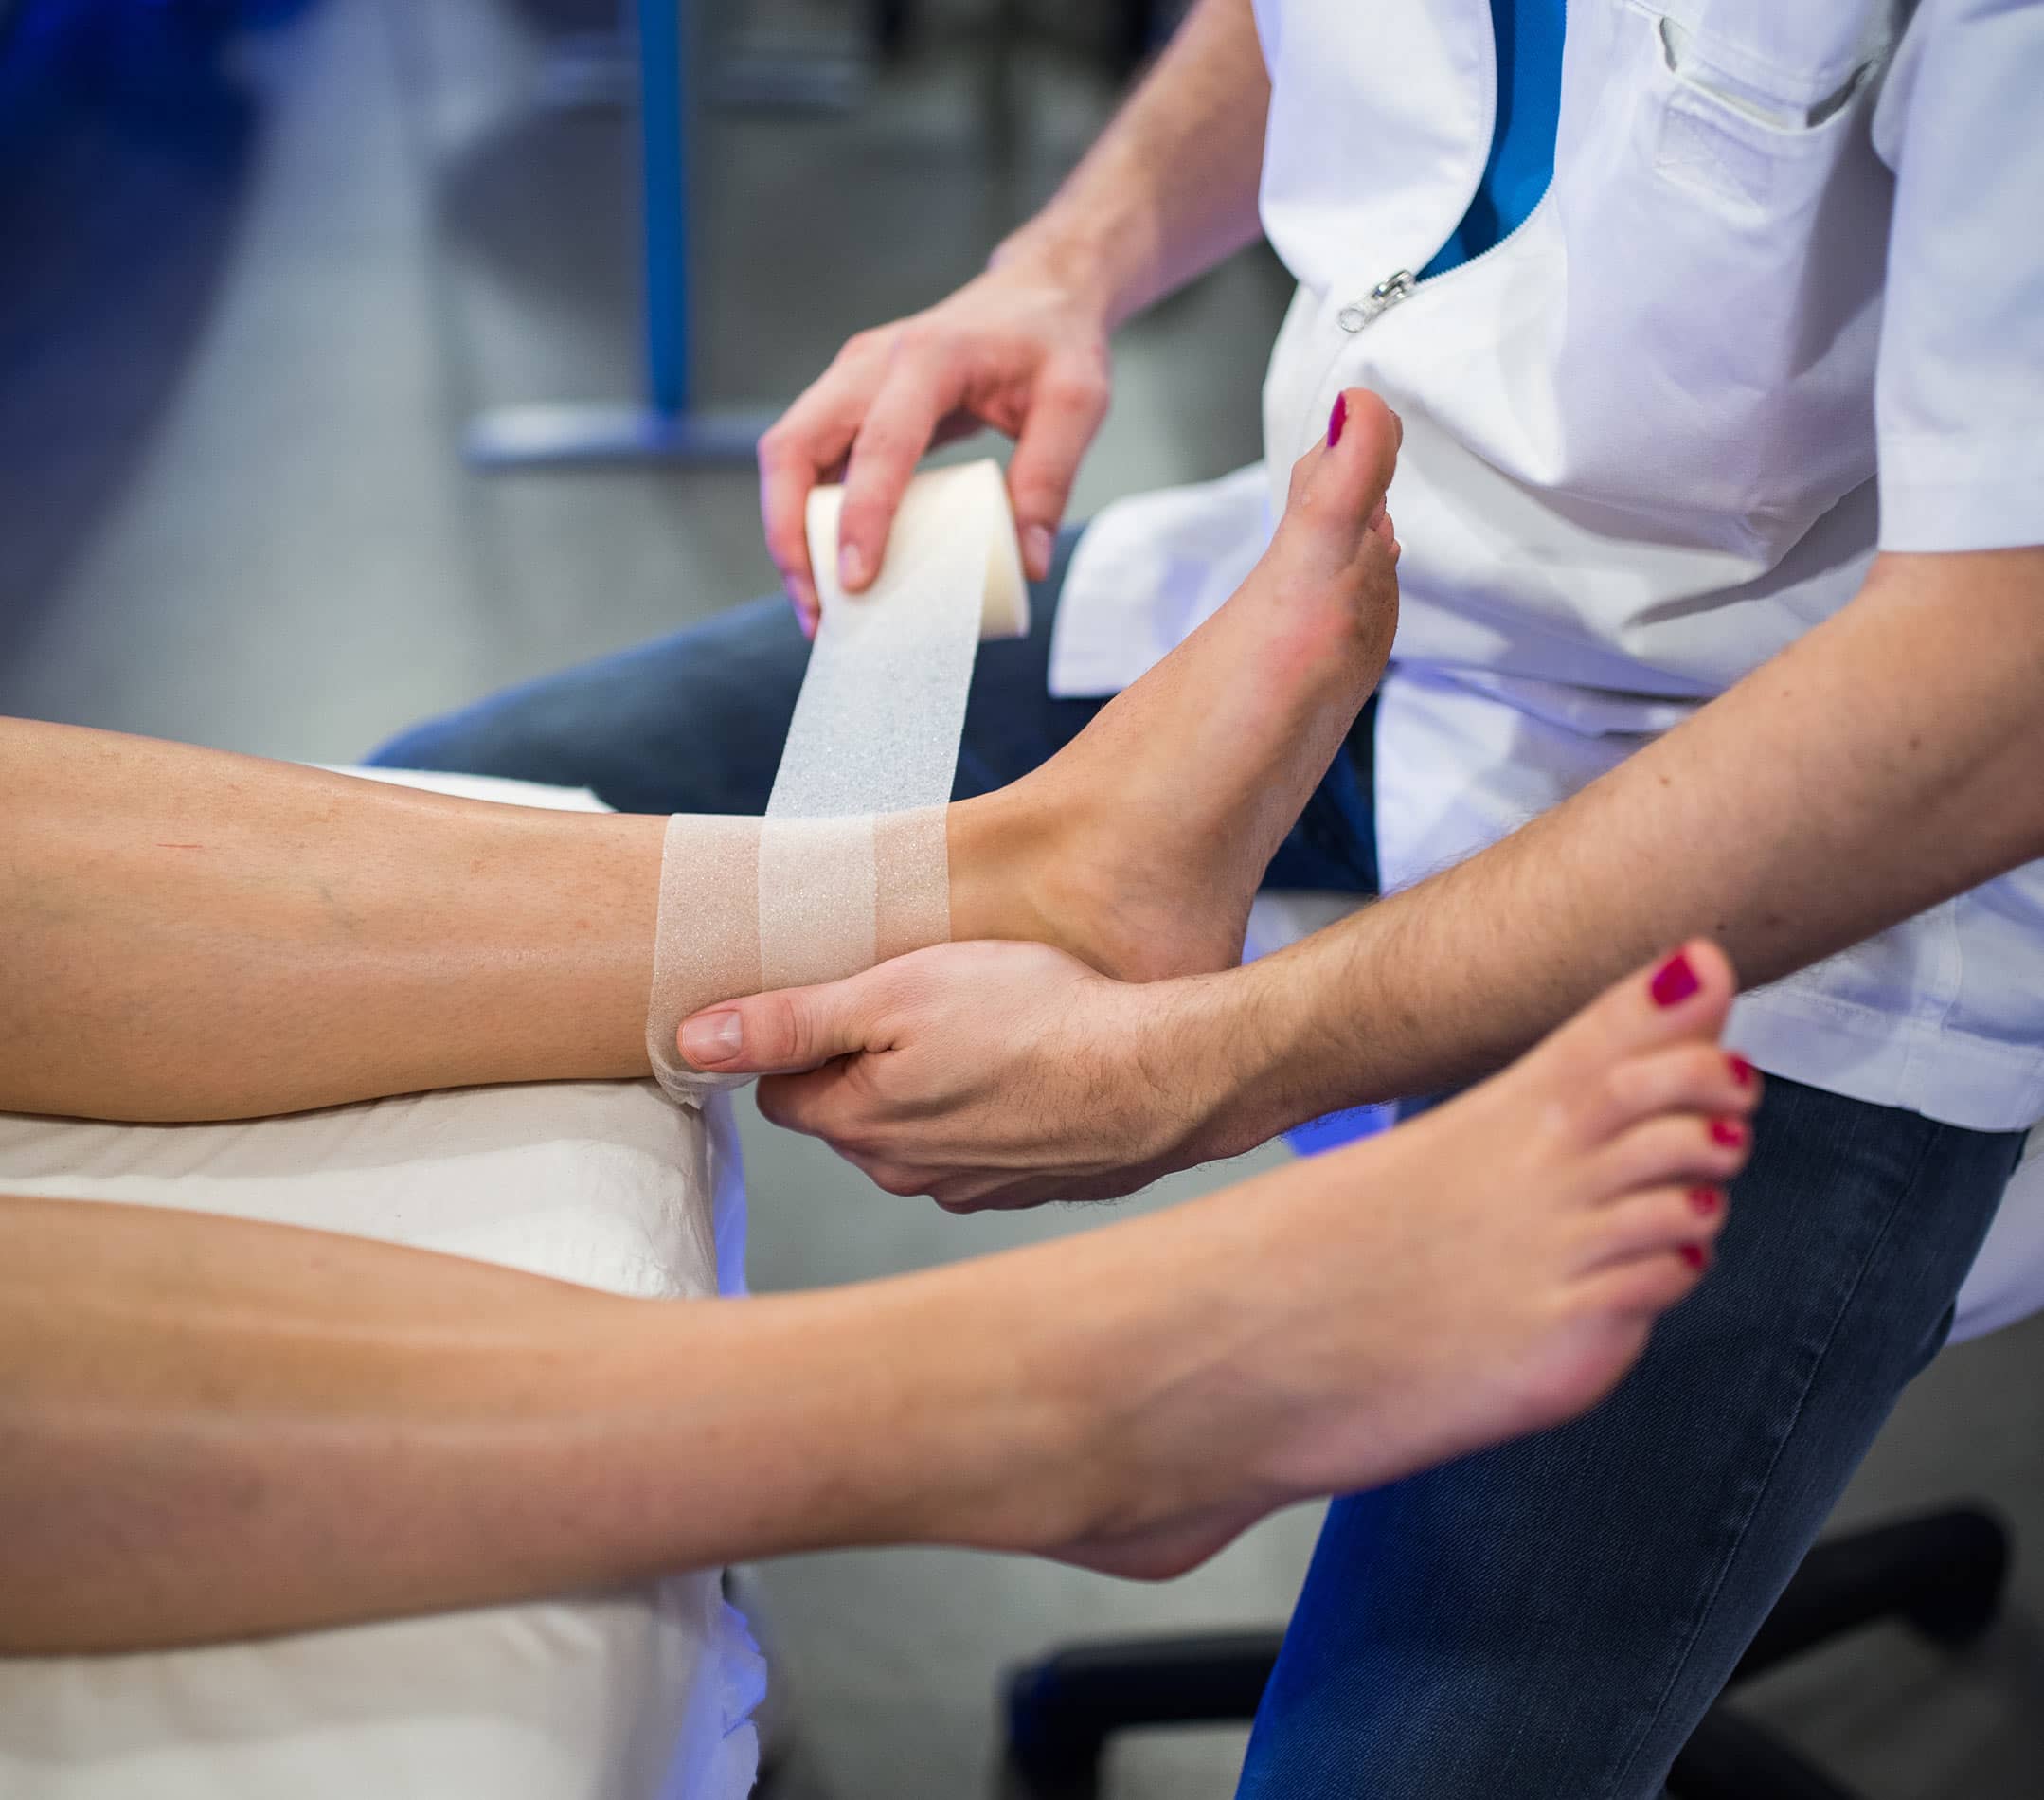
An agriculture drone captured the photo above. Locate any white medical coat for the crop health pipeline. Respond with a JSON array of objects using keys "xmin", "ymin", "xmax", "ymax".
[{"xmin": 1051, "ymin": 0, "xmax": 2044, "ymax": 1130}]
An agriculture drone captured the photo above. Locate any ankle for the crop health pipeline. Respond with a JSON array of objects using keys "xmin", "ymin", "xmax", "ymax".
[{"xmin": 944, "ymin": 785, "xmax": 1064, "ymax": 947}]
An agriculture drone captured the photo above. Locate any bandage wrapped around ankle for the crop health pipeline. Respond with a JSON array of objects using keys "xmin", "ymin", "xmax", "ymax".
[{"xmin": 648, "ymin": 461, "xmax": 1028, "ymax": 1102}]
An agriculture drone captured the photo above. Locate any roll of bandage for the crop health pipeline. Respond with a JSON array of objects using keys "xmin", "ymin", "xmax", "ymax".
[
  {"xmin": 774, "ymin": 457, "xmax": 1030, "ymax": 818},
  {"xmin": 647, "ymin": 459, "xmax": 1030, "ymax": 1102}
]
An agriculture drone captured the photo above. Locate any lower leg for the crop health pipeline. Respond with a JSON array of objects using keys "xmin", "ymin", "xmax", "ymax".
[
  {"xmin": 10, "ymin": 394, "xmax": 1400, "ymax": 1120},
  {"xmin": 4, "ymin": 945, "xmax": 1752, "ymax": 1652},
  {"xmin": 0, "ymin": 716, "xmax": 666, "ymax": 1120}
]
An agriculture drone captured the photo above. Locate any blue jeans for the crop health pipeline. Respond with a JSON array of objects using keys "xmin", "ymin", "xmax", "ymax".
[
  {"xmin": 370, "ymin": 552, "xmax": 2022, "ymax": 1799},
  {"xmin": 1241, "ymin": 1074, "xmax": 2020, "ymax": 1798}
]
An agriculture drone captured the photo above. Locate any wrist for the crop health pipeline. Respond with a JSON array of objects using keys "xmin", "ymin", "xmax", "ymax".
[
  {"xmin": 989, "ymin": 215, "xmax": 1146, "ymax": 333},
  {"xmin": 1148, "ymin": 963, "xmax": 1307, "ymax": 1161},
  {"xmin": 1162, "ymin": 945, "xmax": 1392, "ymax": 1159}
]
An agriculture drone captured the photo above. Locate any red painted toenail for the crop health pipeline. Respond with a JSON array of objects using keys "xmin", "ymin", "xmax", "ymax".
[
  {"xmin": 1650, "ymin": 949, "xmax": 1700, "ymax": 1007},
  {"xmin": 1709, "ymin": 1118, "xmax": 1745, "ymax": 1147},
  {"xmin": 1680, "ymin": 1243, "xmax": 1711, "ymax": 1271},
  {"xmin": 1728, "ymin": 1053, "xmax": 1755, "ymax": 1086},
  {"xmin": 1327, "ymin": 392, "xmax": 1348, "ymax": 448},
  {"xmin": 1689, "ymin": 1187, "xmax": 1721, "ymax": 1216}
]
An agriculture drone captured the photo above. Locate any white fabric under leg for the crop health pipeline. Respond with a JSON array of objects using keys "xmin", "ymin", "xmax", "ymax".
[{"xmin": 647, "ymin": 460, "xmax": 1026, "ymax": 1102}]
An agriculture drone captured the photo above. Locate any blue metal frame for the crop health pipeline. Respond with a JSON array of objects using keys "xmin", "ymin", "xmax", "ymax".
[
  {"xmin": 637, "ymin": 0, "xmax": 687, "ymax": 415},
  {"xmin": 464, "ymin": 0, "xmax": 776, "ymax": 469}
]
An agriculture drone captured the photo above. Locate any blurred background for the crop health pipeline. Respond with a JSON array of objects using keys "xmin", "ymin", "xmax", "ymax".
[{"xmin": 2, "ymin": 3, "xmax": 2039, "ymax": 1796}]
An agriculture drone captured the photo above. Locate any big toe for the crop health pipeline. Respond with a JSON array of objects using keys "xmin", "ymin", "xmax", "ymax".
[
  {"xmin": 1286, "ymin": 387, "xmax": 1400, "ymax": 552},
  {"xmin": 1555, "ymin": 939, "xmax": 1740, "ymax": 1075}
]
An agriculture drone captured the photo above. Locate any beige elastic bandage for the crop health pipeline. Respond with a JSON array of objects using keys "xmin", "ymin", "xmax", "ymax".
[{"xmin": 648, "ymin": 460, "xmax": 1029, "ymax": 1103}]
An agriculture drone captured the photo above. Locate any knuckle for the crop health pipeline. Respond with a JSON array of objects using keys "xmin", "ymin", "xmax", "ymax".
[
  {"xmin": 836, "ymin": 327, "xmax": 887, "ymax": 366},
  {"xmin": 752, "ymin": 991, "xmax": 805, "ymax": 1066},
  {"xmin": 870, "ymin": 958, "xmax": 932, "ymax": 1017},
  {"xmin": 1043, "ymin": 364, "xmax": 1107, "ymax": 409},
  {"xmin": 852, "ymin": 417, "xmax": 917, "ymax": 464}
]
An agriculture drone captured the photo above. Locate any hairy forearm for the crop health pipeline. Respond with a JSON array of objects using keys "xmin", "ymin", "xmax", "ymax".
[
  {"xmin": 0, "ymin": 1192, "xmax": 1108, "ymax": 1653},
  {"xmin": 1217, "ymin": 549, "xmax": 2044, "ymax": 1133},
  {"xmin": 0, "ymin": 719, "xmax": 660, "ymax": 1119},
  {"xmin": 995, "ymin": 0, "xmax": 1270, "ymax": 325}
]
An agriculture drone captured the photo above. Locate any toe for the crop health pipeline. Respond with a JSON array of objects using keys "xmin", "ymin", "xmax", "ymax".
[
  {"xmin": 1578, "ymin": 1040, "xmax": 1762, "ymax": 1143},
  {"xmin": 1286, "ymin": 387, "xmax": 1400, "ymax": 542},
  {"xmin": 1577, "ymin": 1246, "xmax": 1712, "ymax": 1321},
  {"xmin": 1575, "ymin": 1182, "xmax": 1728, "ymax": 1273},
  {"xmin": 1550, "ymin": 940, "xmax": 1739, "ymax": 1096},
  {"xmin": 1594, "ymin": 1109, "xmax": 1753, "ymax": 1198}
]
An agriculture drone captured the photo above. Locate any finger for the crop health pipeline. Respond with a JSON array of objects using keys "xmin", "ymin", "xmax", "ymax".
[
  {"xmin": 758, "ymin": 376, "xmax": 869, "ymax": 623},
  {"xmin": 754, "ymin": 1063, "xmax": 855, "ymax": 1138},
  {"xmin": 835, "ymin": 342, "xmax": 956, "ymax": 591},
  {"xmin": 1007, "ymin": 353, "xmax": 1109, "ymax": 579},
  {"xmin": 677, "ymin": 965, "xmax": 896, "ymax": 1075}
]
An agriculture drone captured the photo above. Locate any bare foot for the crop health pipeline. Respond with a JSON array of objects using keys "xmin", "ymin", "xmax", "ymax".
[
  {"xmin": 1049, "ymin": 943, "xmax": 1754, "ymax": 1578},
  {"xmin": 949, "ymin": 388, "xmax": 1403, "ymax": 980}
]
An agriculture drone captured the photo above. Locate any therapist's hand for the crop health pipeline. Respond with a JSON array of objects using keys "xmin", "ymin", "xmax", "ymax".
[
  {"xmin": 758, "ymin": 260, "xmax": 1112, "ymax": 633},
  {"xmin": 677, "ymin": 941, "xmax": 1239, "ymax": 1209}
]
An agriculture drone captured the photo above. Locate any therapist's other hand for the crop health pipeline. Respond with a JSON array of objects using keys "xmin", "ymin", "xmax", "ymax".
[
  {"xmin": 758, "ymin": 260, "xmax": 1112, "ymax": 631},
  {"xmin": 678, "ymin": 942, "xmax": 1232, "ymax": 1209}
]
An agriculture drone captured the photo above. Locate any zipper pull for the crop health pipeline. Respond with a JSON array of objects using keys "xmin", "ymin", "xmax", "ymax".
[{"xmin": 1337, "ymin": 270, "xmax": 1416, "ymax": 333}]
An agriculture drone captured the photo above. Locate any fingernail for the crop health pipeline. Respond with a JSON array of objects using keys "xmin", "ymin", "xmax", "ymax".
[
  {"xmin": 1327, "ymin": 392, "xmax": 1348, "ymax": 448},
  {"xmin": 680, "ymin": 1011, "xmax": 744, "ymax": 1066},
  {"xmin": 1728, "ymin": 1053, "xmax": 1755, "ymax": 1087},
  {"xmin": 838, "ymin": 542, "xmax": 869, "ymax": 590},
  {"xmin": 1681, "ymin": 1243, "xmax": 1712, "ymax": 1272},
  {"xmin": 1650, "ymin": 949, "xmax": 1700, "ymax": 1008},
  {"xmin": 1688, "ymin": 1186, "xmax": 1721, "ymax": 1216},
  {"xmin": 1020, "ymin": 522, "xmax": 1053, "ymax": 579},
  {"xmin": 1709, "ymin": 1117, "xmax": 1745, "ymax": 1147},
  {"xmin": 1392, "ymin": 409, "xmax": 1404, "ymax": 448}
]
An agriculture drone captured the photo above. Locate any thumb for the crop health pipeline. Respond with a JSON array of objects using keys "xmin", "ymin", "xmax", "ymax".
[{"xmin": 677, "ymin": 970, "xmax": 885, "ymax": 1074}]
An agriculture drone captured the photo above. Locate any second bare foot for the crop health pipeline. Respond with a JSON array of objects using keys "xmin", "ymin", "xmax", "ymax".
[
  {"xmin": 1048, "ymin": 943, "xmax": 1754, "ymax": 1578},
  {"xmin": 951, "ymin": 389, "xmax": 1404, "ymax": 981}
]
